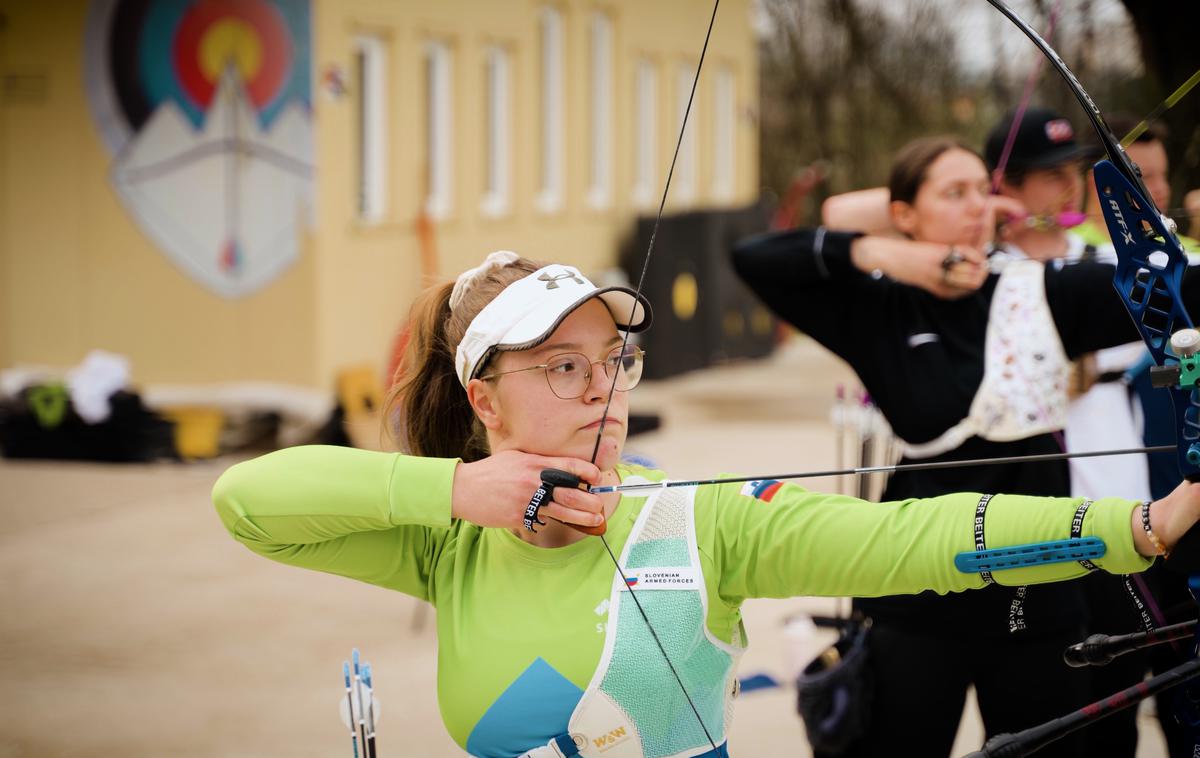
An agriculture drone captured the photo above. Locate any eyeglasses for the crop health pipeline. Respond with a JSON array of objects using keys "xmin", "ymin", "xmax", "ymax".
[{"xmin": 479, "ymin": 344, "xmax": 646, "ymax": 399}]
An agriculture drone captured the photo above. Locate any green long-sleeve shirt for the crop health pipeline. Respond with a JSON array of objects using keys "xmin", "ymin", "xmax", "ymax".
[{"xmin": 212, "ymin": 445, "xmax": 1151, "ymax": 756}]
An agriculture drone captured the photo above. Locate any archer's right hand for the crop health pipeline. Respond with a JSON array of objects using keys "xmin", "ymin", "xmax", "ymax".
[{"xmin": 450, "ymin": 450, "xmax": 605, "ymax": 531}]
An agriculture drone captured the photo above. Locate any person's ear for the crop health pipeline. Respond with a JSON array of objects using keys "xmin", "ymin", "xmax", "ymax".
[
  {"xmin": 467, "ymin": 378, "xmax": 503, "ymax": 431},
  {"xmin": 890, "ymin": 200, "xmax": 918, "ymax": 236}
]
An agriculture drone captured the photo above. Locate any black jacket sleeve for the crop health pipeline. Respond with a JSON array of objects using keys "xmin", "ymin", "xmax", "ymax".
[{"xmin": 730, "ymin": 227, "xmax": 873, "ymax": 353}]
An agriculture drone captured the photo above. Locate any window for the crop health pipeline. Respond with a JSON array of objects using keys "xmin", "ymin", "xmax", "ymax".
[
  {"xmin": 586, "ymin": 13, "xmax": 612, "ymax": 209},
  {"xmin": 481, "ymin": 46, "xmax": 510, "ymax": 217},
  {"xmin": 424, "ymin": 41, "xmax": 453, "ymax": 219},
  {"xmin": 632, "ymin": 58, "xmax": 657, "ymax": 209},
  {"xmin": 354, "ymin": 35, "xmax": 387, "ymax": 223},
  {"xmin": 711, "ymin": 65, "xmax": 734, "ymax": 201},
  {"xmin": 674, "ymin": 62, "xmax": 698, "ymax": 205},
  {"xmin": 535, "ymin": 7, "xmax": 564, "ymax": 213}
]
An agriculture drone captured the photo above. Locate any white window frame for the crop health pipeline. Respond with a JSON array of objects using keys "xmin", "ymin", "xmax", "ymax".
[
  {"xmin": 535, "ymin": 7, "xmax": 564, "ymax": 213},
  {"xmin": 354, "ymin": 35, "xmax": 387, "ymax": 224},
  {"xmin": 481, "ymin": 46, "xmax": 511, "ymax": 217},
  {"xmin": 632, "ymin": 58, "xmax": 657, "ymax": 210},
  {"xmin": 424, "ymin": 40, "xmax": 453, "ymax": 220},
  {"xmin": 674, "ymin": 62, "xmax": 698, "ymax": 205},
  {"xmin": 711, "ymin": 65, "xmax": 735, "ymax": 202},
  {"xmin": 586, "ymin": 12, "xmax": 612, "ymax": 210}
]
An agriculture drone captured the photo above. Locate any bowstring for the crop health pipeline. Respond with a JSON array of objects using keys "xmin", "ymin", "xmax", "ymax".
[
  {"xmin": 988, "ymin": 1, "xmax": 1060, "ymax": 196},
  {"xmin": 585, "ymin": 0, "xmax": 723, "ymax": 752}
]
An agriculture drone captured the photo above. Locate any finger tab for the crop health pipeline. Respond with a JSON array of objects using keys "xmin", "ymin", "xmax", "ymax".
[
  {"xmin": 541, "ymin": 468, "xmax": 583, "ymax": 489},
  {"xmin": 538, "ymin": 468, "xmax": 603, "ymax": 535}
]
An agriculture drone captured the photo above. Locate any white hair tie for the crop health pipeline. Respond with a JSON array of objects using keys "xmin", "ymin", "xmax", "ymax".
[{"xmin": 449, "ymin": 250, "xmax": 520, "ymax": 311}]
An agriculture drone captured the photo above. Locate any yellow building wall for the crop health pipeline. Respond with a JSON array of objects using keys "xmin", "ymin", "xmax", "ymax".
[
  {"xmin": 0, "ymin": 0, "xmax": 321, "ymax": 386},
  {"xmin": 0, "ymin": 0, "xmax": 758, "ymax": 391}
]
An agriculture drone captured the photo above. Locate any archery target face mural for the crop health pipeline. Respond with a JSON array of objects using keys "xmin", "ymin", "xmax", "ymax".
[{"xmin": 84, "ymin": 0, "xmax": 313, "ymax": 298}]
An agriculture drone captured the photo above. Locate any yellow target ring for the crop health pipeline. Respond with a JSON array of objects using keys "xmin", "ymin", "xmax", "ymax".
[
  {"xmin": 672, "ymin": 272, "xmax": 698, "ymax": 321},
  {"xmin": 199, "ymin": 19, "xmax": 263, "ymax": 83}
]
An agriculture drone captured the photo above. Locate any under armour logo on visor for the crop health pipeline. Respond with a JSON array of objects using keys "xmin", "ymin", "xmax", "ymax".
[
  {"xmin": 538, "ymin": 271, "xmax": 585, "ymax": 289},
  {"xmin": 1044, "ymin": 119, "xmax": 1074, "ymax": 143}
]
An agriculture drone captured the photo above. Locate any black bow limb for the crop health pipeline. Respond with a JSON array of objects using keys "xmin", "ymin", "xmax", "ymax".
[{"xmin": 963, "ymin": 657, "xmax": 1200, "ymax": 758}]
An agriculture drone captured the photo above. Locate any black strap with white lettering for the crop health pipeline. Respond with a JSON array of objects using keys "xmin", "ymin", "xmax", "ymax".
[
  {"xmin": 1009, "ymin": 498, "xmax": 1096, "ymax": 634},
  {"xmin": 1071, "ymin": 499, "xmax": 1099, "ymax": 571},
  {"xmin": 974, "ymin": 494, "xmax": 996, "ymax": 585},
  {"xmin": 973, "ymin": 493, "xmax": 1030, "ymax": 632},
  {"xmin": 523, "ymin": 483, "xmax": 550, "ymax": 533}
]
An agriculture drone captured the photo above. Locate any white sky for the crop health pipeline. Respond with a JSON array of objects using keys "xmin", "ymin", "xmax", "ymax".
[
  {"xmin": 755, "ymin": 0, "xmax": 1142, "ymax": 79},
  {"xmin": 952, "ymin": 0, "xmax": 1139, "ymax": 75}
]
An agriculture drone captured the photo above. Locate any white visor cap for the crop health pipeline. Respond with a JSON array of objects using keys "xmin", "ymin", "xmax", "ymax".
[{"xmin": 455, "ymin": 264, "xmax": 651, "ymax": 387}]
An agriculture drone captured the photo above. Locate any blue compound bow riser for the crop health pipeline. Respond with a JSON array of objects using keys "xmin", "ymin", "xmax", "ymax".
[{"xmin": 1095, "ymin": 160, "xmax": 1200, "ymax": 482}]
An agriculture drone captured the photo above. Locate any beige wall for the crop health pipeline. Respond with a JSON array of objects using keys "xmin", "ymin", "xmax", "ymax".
[{"xmin": 0, "ymin": 0, "xmax": 758, "ymax": 390}]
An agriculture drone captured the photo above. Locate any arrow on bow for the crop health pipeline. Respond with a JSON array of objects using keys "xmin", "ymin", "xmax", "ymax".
[{"xmin": 586, "ymin": 446, "xmax": 1174, "ymax": 495}]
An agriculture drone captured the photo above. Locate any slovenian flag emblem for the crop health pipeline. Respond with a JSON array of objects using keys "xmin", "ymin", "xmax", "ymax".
[
  {"xmin": 626, "ymin": 576, "xmax": 639, "ymax": 587},
  {"xmin": 741, "ymin": 479, "xmax": 783, "ymax": 503}
]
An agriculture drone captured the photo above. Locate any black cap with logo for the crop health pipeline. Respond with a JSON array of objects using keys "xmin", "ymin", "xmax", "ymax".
[{"xmin": 984, "ymin": 106, "xmax": 1097, "ymax": 173}]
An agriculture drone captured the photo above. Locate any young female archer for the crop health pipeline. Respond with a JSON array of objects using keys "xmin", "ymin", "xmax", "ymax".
[
  {"xmin": 214, "ymin": 249, "xmax": 1200, "ymax": 758},
  {"xmin": 732, "ymin": 135, "xmax": 1200, "ymax": 757}
]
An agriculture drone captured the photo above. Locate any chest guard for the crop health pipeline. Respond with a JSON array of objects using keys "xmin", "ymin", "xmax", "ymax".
[
  {"xmin": 521, "ymin": 480, "xmax": 745, "ymax": 758},
  {"xmin": 902, "ymin": 259, "xmax": 1070, "ymax": 459}
]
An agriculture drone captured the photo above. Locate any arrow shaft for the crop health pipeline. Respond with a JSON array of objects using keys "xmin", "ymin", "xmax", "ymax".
[{"xmin": 590, "ymin": 445, "xmax": 1174, "ymax": 494}]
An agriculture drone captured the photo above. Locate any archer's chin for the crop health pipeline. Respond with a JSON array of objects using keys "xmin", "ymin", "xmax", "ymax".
[{"xmin": 592, "ymin": 436, "xmax": 625, "ymax": 471}]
